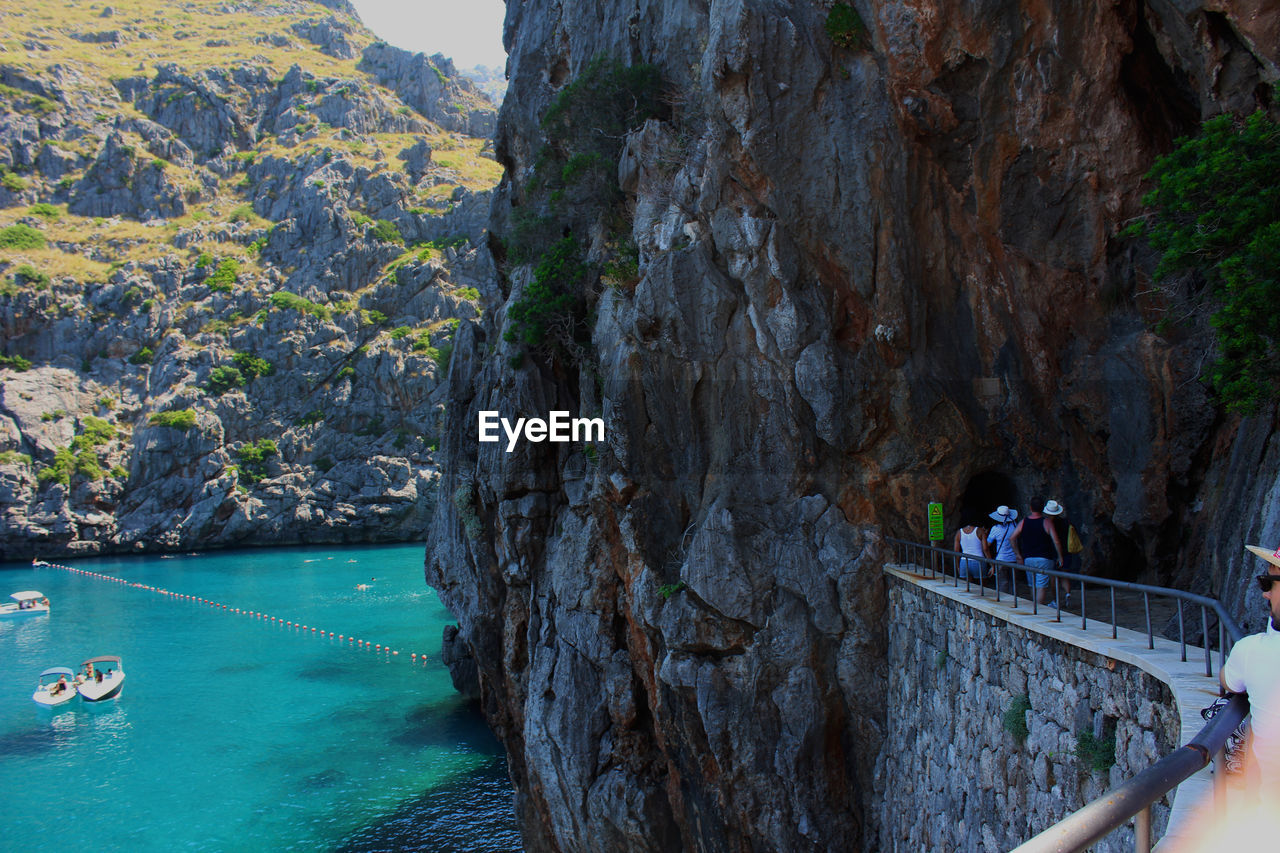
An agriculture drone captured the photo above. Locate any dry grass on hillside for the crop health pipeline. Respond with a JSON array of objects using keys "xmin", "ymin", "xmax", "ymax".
[{"xmin": 0, "ymin": 0, "xmax": 371, "ymax": 82}]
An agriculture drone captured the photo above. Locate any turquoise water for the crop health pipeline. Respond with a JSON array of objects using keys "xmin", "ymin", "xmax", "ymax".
[{"xmin": 0, "ymin": 544, "xmax": 519, "ymax": 852}]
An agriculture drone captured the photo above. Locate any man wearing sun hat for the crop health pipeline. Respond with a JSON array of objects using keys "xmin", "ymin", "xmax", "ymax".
[{"xmin": 1219, "ymin": 542, "xmax": 1280, "ymax": 792}]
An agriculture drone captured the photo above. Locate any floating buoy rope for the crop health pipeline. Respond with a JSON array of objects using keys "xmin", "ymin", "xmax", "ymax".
[{"xmin": 33, "ymin": 559, "xmax": 430, "ymax": 665}]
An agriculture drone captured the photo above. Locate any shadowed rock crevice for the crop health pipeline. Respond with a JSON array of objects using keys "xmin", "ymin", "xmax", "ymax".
[{"xmin": 1120, "ymin": 0, "xmax": 1201, "ymax": 152}]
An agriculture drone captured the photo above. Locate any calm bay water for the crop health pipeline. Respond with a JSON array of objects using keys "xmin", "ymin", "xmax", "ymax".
[{"xmin": 0, "ymin": 544, "xmax": 519, "ymax": 852}]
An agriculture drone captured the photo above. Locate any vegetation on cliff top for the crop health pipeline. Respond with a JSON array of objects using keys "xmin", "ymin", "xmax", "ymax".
[
  {"xmin": 1134, "ymin": 109, "xmax": 1280, "ymax": 413},
  {"xmin": 503, "ymin": 57, "xmax": 665, "ymax": 363},
  {"xmin": 0, "ymin": 0, "xmax": 499, "ymax": 286}
]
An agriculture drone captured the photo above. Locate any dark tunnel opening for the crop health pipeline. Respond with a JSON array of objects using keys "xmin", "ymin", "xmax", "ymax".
[{"xmin": 958, "ymin": 471, "xmax": 1019, "ymax": 528}]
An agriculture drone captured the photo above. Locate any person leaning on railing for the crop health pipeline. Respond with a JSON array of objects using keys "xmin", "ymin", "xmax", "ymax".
[{"xmin": 1219, "ymin": 542, "xmax": 1280, "ymax": 794}]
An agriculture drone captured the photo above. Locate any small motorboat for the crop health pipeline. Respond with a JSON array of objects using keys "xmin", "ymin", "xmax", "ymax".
[
  {"xmin": 32, "ymin": 667, "xmax": 79, "ymax": 708},
  {"xmin": 75, "ymin": 656, "xmax": 125, "ymax": 702},
  {"xmin": 0, "ymin": 591, "xmax": 50, "ymax": 618}
]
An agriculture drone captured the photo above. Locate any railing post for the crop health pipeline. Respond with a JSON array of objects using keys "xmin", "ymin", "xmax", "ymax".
[
  {"xmin": 1214, "ymin": 745, "xmax": 1227, "ymax": 816},
  {"xmin": 1135, "ymin": 805, "xmax": 1152, "ymax": 853},
  {"xmin": 1144, "ymin": 592, "xmax": 1153, "ymax": 650},
  {"xmin": 1178, "ymin": 600, "xmax": 1186, "ymax": 663},
  {"xmin": 1202, "ymin": 607, "xmax": 1212, "ymax": 677},
  {"xmin": 1219, "ymin": 621, "xmax": 1226, "ymax": 674},
  {"xmin": 1109, "ymin": 586, "xmax": 1116, "ymax": 639}
]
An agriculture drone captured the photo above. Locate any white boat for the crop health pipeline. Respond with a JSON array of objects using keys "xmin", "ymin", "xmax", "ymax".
[
  {"xmin": 75, "ymin": 656, "xmax": 125, "ymax": 702},
  {"xmin": 0, "ymin": 591, "xmax": 50, "ymax": 618},
  {"xmin": 32, "ymin": 667, "xmax": 79, "ymax": 708}
]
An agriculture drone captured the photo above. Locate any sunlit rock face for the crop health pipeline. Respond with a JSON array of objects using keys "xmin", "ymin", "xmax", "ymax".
[
  {"xmin": 426, "ymin": 1, "xmax": 1278, "ymax": 850},
  {"xmin": 0, "ymin": 1, "xmax": 503, "ymax": 559}
]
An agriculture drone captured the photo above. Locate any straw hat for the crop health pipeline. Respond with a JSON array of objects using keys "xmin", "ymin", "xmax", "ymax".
[
  {"xmin": 990, "ymin": 506, "xmax": 1018, "ymax": 523},
  {"xmin": 1043, "ymin": 500, "xmax": 1064, "ymax": 516},
  {"xmin": 1245, "ymin": 544, "xmax": 1280, "ymax": 570}
]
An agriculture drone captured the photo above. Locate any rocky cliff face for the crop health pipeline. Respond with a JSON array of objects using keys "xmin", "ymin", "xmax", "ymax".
[
  {"xmin": 426, "ymin": 1, "xmax": 1279, "ymax": 850},
  {"xmin": 0, "ymin": 0, "xmax": 501, "ymax": 559}
]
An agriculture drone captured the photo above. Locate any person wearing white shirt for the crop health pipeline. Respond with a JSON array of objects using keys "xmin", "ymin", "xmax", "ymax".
[{"xmin": 1220, "ymin": 542, "xmax": 1280, "ymax": 792}]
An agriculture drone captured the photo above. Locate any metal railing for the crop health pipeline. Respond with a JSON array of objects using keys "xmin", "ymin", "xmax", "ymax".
[
  {"xmin": 886, "ymin": 537, "xmax": 1251, "ymax": 853},
  {"xmin": 886, "ymin": 538, "xmax": 1240, "ymax": 677}
]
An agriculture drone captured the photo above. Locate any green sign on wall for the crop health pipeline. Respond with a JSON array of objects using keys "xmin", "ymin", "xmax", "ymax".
[{"xmin": 928, "ymin": 502, "xmax": 944, "ymax": 542}]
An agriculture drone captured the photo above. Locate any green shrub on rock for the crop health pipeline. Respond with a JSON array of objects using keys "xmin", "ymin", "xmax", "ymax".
[
  {"xmin": 73, "ymin": 416, "xmax": 115, "ymax": 450},
  {"xmin": 231, "ymin": 351, "xmax": 273, "ymax": 380},
  {"xmin": 270, "ymin": 291, "xmax": 331, "ymax": 320},
  {"xmin": 1134, "ymin": 110, "xmax": 1280, "ymax": 412},
  {"xmin": 658, "ymin": 581, "xmax": 687, "ymax": 600},
  {"xmin": 205, "ymin": 258, "xmax": 240, "ymax": 293},
  {"xmin": 0, "ymin": 353, "xmax": 33, "ymax": 371},
  {"xmin": 825, "ymin": 3, "xmax": 869, "ymax": 50},
  {"xmin": 0, "ymin": 223, "xmax": 45, "ymax": 250},
  {"xmin": 236, "ymin": 438, "xmax": 278, "ymax": 483},
  {"xmin": 1003, "ymin": 695, "xmax": 1031, "ymax": 743},
  {"xmin": 371, "ymin": 219, "xmax": 403, "ymax": 245},
  {"xmin": 503, "ymin": 236, "xmax": 586, "ymax": 350},
  {"xmin": 1074, "ymin": 727, "xmax": 1118, "ymax": 773},
  {"xmin": 74, "ymin": 450, "xmax": 104, "ymax": 481},
  {"xmin": 1, "ymin": 167, "xmax": 26, "ymax": 192},
  {"xmin": 36, "ymin": 448, "xmax": 76, "ymax": 487},
  {"xmin": 206, "ymin": 366, "xmax": 245, "ymax": 395},
  {"xmin": 149, "ymin": 409, "xmax": 197, "ymax": 430},
  {"xmin": 500, "ymin": 57, "xmax": 665, "ymax": 365},
  {"xmin": 13, "ymin": 264, "xmax": 49, "ymax": 289}
]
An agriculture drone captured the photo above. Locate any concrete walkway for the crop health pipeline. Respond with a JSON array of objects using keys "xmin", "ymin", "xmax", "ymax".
[{"xmin": 885, "ymin": 563, "xmax": 1230, "ymax": 850}]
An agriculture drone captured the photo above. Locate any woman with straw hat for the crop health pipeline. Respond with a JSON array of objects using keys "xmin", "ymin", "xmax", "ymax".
[{"xmin": 1220, "ymin": 543, "xmax": 1280, "ymax": 793}]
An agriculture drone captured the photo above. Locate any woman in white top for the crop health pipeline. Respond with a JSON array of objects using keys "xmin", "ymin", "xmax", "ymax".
[{"xmin": 954, "ymin": 521, "xmax": 991, "ymax": 580}]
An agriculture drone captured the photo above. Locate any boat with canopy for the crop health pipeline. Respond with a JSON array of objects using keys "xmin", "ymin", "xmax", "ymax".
[
  {"xmin": 0, "ymin": 591, "xmax": 50, "ymax": 618},
  {"xmin": 32, "ymin": 667, "xmax": 79, "ymax": 707},
  {"xmin": 75, "ymin": 656, "xmax": 125, "ymax": 702}
]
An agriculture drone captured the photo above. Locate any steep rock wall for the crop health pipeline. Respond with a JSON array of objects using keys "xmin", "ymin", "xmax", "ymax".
[{"xmin": 427, "ymin": 1, "xmax": 1278, "ymax": 850}]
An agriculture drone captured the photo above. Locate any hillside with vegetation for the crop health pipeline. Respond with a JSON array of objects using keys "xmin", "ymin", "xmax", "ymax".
[{"xmin": 0, "ymin": 0, "xmax": 502, "ymax": 558}]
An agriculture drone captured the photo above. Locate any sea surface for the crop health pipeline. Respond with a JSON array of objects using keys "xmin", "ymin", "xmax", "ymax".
[{"xmin": 0, "ymin": 544, "xmax": 520, "ymax": 852}]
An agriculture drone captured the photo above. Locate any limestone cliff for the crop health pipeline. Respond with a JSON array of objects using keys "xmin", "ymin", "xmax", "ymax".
[
  {"xmin": 426, "ymin": 1, "xmax": 1279, "ymax": 850},
  {"xmin": 0, "ymin": 0, "xmax": 501, "ymax": 559}
]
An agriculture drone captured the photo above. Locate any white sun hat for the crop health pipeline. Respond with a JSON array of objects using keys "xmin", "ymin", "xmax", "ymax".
[{"xmin": 989, "ymin": 506, "xmax": 1018, "ymax": 523}]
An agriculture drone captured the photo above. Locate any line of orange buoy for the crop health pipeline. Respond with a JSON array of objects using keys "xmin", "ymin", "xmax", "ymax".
[{"xmin": 33, "ymin": 560, "xmax": 430, "ymax": 665}]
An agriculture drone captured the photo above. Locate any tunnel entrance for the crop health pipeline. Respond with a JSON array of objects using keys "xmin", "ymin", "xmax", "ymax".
[{"xmin": 958, "ymin": 472, "xmax": 1018, "ymax": 527}]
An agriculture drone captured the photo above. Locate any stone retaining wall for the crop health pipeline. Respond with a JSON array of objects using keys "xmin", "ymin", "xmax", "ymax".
[{"xmin": 876, "ymin": 573, "xmax": 1181, "ymax": 851}]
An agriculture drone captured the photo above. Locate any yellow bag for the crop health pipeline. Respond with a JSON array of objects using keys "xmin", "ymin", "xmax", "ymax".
[{"xmin": 1067, "ymin": 525, "xmax": 1083, "ymax": 554}]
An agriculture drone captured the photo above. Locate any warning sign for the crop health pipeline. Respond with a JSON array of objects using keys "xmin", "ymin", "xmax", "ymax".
[{"xmin": 928, "ymin": 502, "xmax": 944, "ymax": 542}]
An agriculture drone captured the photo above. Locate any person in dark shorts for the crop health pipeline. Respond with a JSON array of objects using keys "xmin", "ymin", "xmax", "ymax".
[
  {"xmin": 1011, "ymin": 499, "xmax": 1064, "ymax": 606},
  {"xmin": 1043, "ymin": 500, "xmax": 1080, "ymax": 606}
]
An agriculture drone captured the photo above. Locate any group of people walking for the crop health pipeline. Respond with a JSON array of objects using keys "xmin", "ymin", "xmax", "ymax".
[
  {"xmin": 950, "ymin": 501, "xmax": 1280, "ymax": 796},
  {"xmin": 952, "ymin": 499, "xmax": 1084, "ymax": 607}
]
